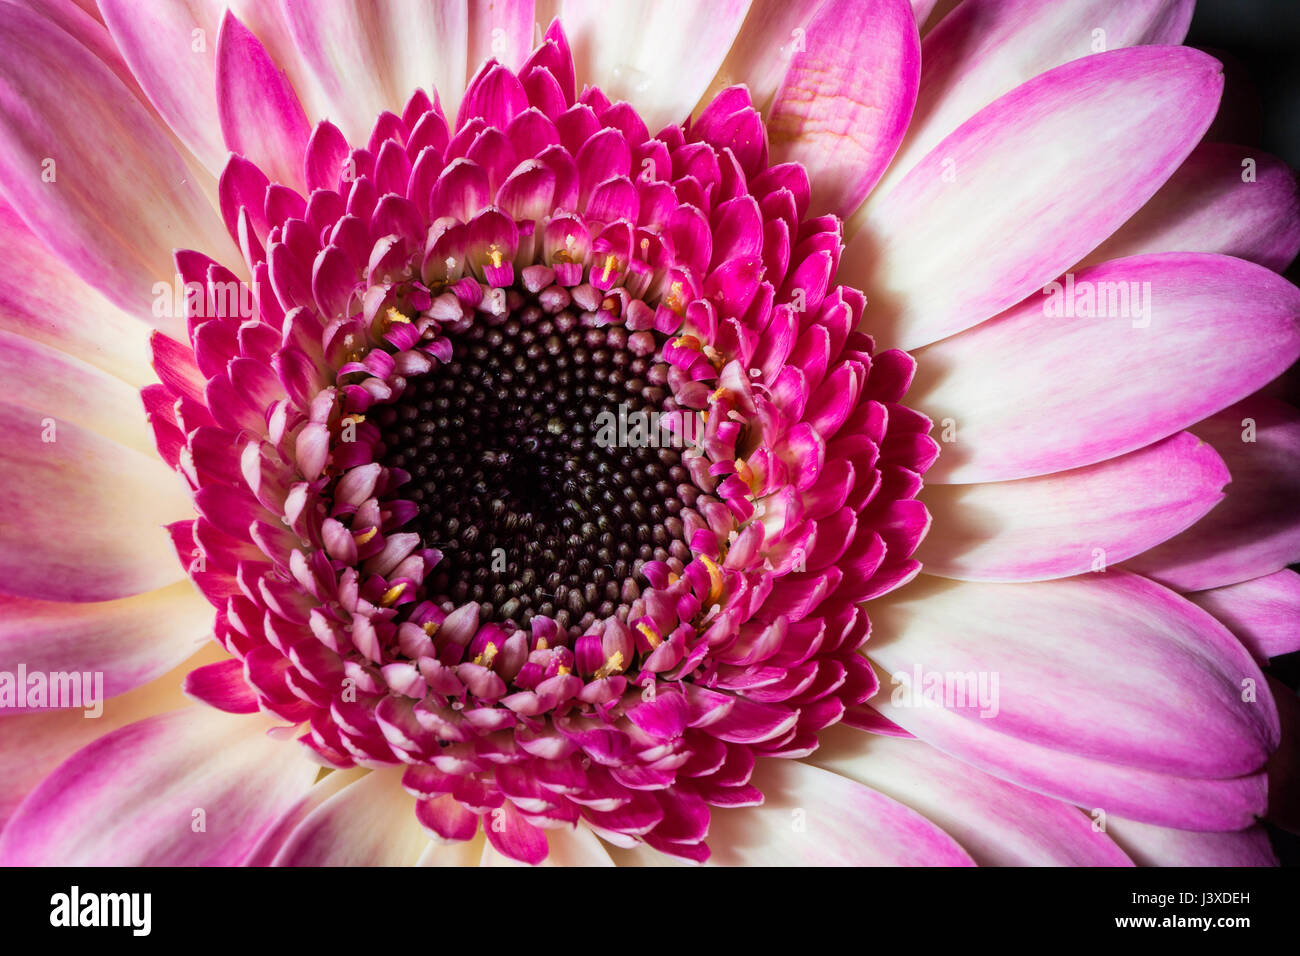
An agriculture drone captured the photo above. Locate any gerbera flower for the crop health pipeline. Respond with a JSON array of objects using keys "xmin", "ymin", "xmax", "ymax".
[{"xmin": 0, "ymin": 0, "xmax": 1296, "ymax": 866}]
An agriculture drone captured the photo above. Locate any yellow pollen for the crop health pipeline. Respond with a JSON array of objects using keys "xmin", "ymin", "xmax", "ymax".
[
  {"xmin": 708, "ymin": 386, "xmax": 728, "ymax": 405},
  {"xmin": 557, "ymin": 665, "xmax": 571, "ymax": 677},
  {"xmin": 636, "ymin": 621, "xmax": 662, "ymax": 648},
  {"xmin": 473, "ymin": 642, "xmax": 499, "ymax": 667},
  {"xmin": 665, "ymin": 280, "xmax": 686, "ymax": 314},
  {"xmin": 354, "ymin": 527, "xmax": 379, "ymax": 546},
  {"xmin": 593, "ymin": 651, "xmax": 625, "ymax": 679},
  {"xmin": 672, "ymin": 334, "xmax": 702, "ymax": 350},
  {"xmin": 385, "ymin": 306, "xmax": 410, "ymax": 325},
  {"xmin": 488, "ymin": 244, "xmax": 505, "ymax": 269},
  {"xmin": 536, "ymin": 637, "xmax": 548, "ymax": 651},
  {"xmin": 600, "ymin": 253, "xmax": 619, "ymax": 283},
  {"xmin": 700, "ymin": 554, "xmax": 724, "ymax": 604},
  {"xmin": 380, "ymin": 582, "xmax": 407, "ymax": 606},
  {"xmin": 422, "ymin": 621, "xmax": 440, "ymax": 636}
]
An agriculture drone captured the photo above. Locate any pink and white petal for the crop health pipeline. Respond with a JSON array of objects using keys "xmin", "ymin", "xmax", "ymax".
[
  {"xmin": 417, "ymin": 833, "xmax": 486, "ymax": 866},
  {"xmin": 480, "ymin": 823, "xmax": 614, "ymax": 866},
  {"xmin": 1080, "ymin": 143, "xmax": 1300, "ymax": 273},
  {"xmin": 467, "ymin": 0, "xmax": 535, "ymax": 75},
  {"xmin": 916, "ymin": 432, "xmax": 1229, "ymax": 581},
  {"xmin": 867, "ymin": 0, "xmax": 1195, "ymax": 207},
  {"xmin": 11, "ymin": 0, "xmax": 152, "ymax": 104},
  {"xmin": 845, "ymin": 47, "xmax": 1222, "ymax": 350},
  {"xmin": 809, "ymin": 725, "xmax": 1133, "ymax": 865},
  {"xmin": 867, "ymin": 573, "xmax": 1277, "ymax": 780},
  {"xmin": 0, "ymin": 5, "xmax": 238, "ymax": 317},
  {"xmin": 1126, "ymin": 397, "xmax": 1300, "ymax": 591},
  {"xmin": 766, "ymin": 0, "xmax": 919, "ymax": 219},
  {"xmin": 216, "ymin": 11, "xmax": 310, "ymax": 192},
  {"xmin": 271, "ymin": 767, "xmax": 430, "ymax": 865},
  {"xmin": 1104, "ymin": 816, "xmax": 1277, "ymax": 866},
  {"xmin": 243, "ymin": 767, "xmax": 366, "ymax": 865},
  {"xmin": 0, "ymin": 399, "xmax": 192, "ymax": 602},
  {"xmin": 701, "ymin": 758, "xmax": 974, "ymax": 865},
  {"xmin": 1188, "ymin": 570, "xmax": 1300, "ymax": 665},
  {"xmin": 913, "ymin": 254, "xmax": 1300, "ymax": 483},
  {"xmin": 0, "ymin": 642, "xmax": 227, "ymax": 831},
  {"xmin": 282, "ymin": 0, "xmax": 468, "ymax": 144},
  {"xmin": 0, "ymin": 582, "xmax": 211, "ymax": 708},
  {"xmin": 0, "ymin": 201, "xmax": 153, "ymax": 385},
  {"xmin": 560, "ymin": 0, "xmax": 751, "ymax": 133},
  {"xmin": 703, "ymin": 0, "xmax": 825, "ymax": 111},
  {"xmin": 0, "ymin": 706, "xmax": 317, "ymax": 864},
  {"xmin": 0, "ymin": 329, "xmax": 157, "ymax": 454}
]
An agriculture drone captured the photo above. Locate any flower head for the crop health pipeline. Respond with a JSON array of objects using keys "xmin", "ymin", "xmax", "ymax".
[{"xmin": 0, "ymin": 0, "xmax": 1297, "ymax": 867}]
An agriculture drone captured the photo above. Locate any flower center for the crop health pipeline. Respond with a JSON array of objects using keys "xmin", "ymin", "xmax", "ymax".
[{"xmin": 377, "ymin": 292, "xmax": 695, "ymax": 631}]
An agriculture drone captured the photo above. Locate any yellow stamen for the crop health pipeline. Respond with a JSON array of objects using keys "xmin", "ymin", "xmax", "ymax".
[
  {"xmin": 557, "ymin": 665, "xmax": 571, "ymax": 677},
  {"xmin": 600, "ymin": 253, "xmax": 619, "ymax": 284},
  {"xmin": 380, "ymin": 582, "xmax": 407, "ymax": 606},
  {"xmin": 488, "ymin": 244, "xmax": 504, "ymax": 269},
  {"xmin": 672, "ymin": 334, "xmax": 702, "ymax": 351},
  {"xmin": 385, "ymin": 306, "xmax": 410, "ymax": 326},
  {"xmin": 536, "ymin": 637, "xmax": 548, "ymax": 651},
  {"xmin": 708, "ymin": 386, "xmax": 728, "ymax": 405},
  {"xmin": 473, "ymin": 642, "xmax": 499, "ymax": 667},
  {"xmin": 636, "ymin": 621, "xmax": 662, "ymax": 648},
  {"xmin": 593, "ymin": 651, "xmax": 625, "ymax": 680},
  {"xmin": 422, "ymin": 620, "xmax": 440, "ymax": 636},
  {"xmin": 354, "ymin": 527, "xmax": 379, "ymax": 546},
  {"xmin": 699, "ymin": 554, "xmax": 724, "ymax": 605}
]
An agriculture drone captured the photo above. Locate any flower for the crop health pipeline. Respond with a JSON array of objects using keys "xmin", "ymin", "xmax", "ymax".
[{"xmin": 0, "ymin": 0, "xmax": 1296, "ymax": 866}]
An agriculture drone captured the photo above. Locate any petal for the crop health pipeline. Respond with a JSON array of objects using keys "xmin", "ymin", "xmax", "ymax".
[
  {"xmin": 0, "ymin": 328, "xmax": 157, "ymax": 454},
  {"xmin": 0, "ymin": 642, "xmax": 226, "ymax": 831},
  {"xmin": 480, "ymin": 823, "xmax": 614, "ymax": 866},
  {"xmin": 845, "ymin": 46, "xmax": 1222, "ymax": 349},
  {"xmin": 704, "ymin": 0, "xmax": 825, "ymax": 111},
  {"xmin": 809, "ymin": 725, "xmax": 1133, "ymax": 865},
  {"xmin": 282, "ymin": 0, "xmax": 468, "ymax": 144},
  {"xmin": 1104, "ymin": 817, "xmax": 1276, "ymax": 866},
  {"xmin": 271, "ymin": 767, "xmax": 431, "ymax": 865},
  {"xmin": 913, "ymin": 254, "xmax": 1300, "ymax": 483},
  {"xmin": 467, "ymin": 0, "xmax": 535, "ymax": 75},
  {"xmin": 0, "ymin": 707, "xmax": 317, "ymax": 864},
  {"xmin": 1081, "ymin": 142, "xmax": 1300, "ymax": 273},
  {"xmin": 216, "ymin": 11, "xmax": 311, "ymax": 192},
  {"xmin": 701, "ymin": 758, "xmax": 974, "ymax": 865},
  {"xmin": 1188, "ymin": 570, "xmax": 1300, "ymax": 665},
  {"xmin": 0, "ymin": 200, "xmax": 152, "ymax": 385},
  {"xmin": 916, "ymin": 431, "xmax": 1229, "ymax": 581},
  {"xmin": 767, "ymin": 0, "xmax": 919, "ymax": 218},
  {"xmin": 243, "ymin": 767, "xmax": 367, "ymax": 865},
  {"xmin": 868, "ymin": 0, "xmax": 1195, "ymax": 207},
  {"xmin": 1126, "ymin": 397, "xmax": 1300, "ymax": 590},
  {"xmin": 560, "ymin": 0, "xmax": 751, "ymax": 132},
  {"xmin": 868, "ymin": 573, "xmax": 1276, "ymax": 829},
  {"xmin": 0, "ymin": 582, "xmax": 211, "ymax": 708},
  {"xmin": 0, "ymin": 5, "xmax": 237, "ymax": 316},
  {"xmin": 0, "ymin": 399, "xmax": 192, "ymax": 602}
]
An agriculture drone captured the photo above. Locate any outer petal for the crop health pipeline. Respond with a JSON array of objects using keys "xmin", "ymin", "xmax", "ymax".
[
  {"xmin": 868, "ymin": 0, "xmax": 1195, "ymax": 206},
  {"xmin": 1104, "ymin": 817, "xmax": 1277, "ymax": 867},
  {"xmin": 0, "ymin": 706, "xmax": 318, "ymax": 864},
  {"xmin": 700, "ymin": 759, "xmax": 974, "ymax": 865},
  {"xmin": 845, "ymin": 47, "xmax": 1222, "ymax": 350},
  {"xmin": 466, "ymin": 0, "xmax": 535, "ymax": 75},
  {"xmin": 866, "ymin": 573, "xmax": 1278, "ymax": 780},
  {"xmin": 271, "ymin": 767, "xmax": 430, "ymax": 865},
  {"xmin": 0, "ymin": 582, "xmax": 211, "ymax": 708},
  {"xmin": 0, "ymin": 643, "xmax": 226, "ymax": 830},
  {"xmin": 0, "ymin": 400, "xmax": 192, "ymax": 602},
  {"xmin": 916, "ymin": 432, "xmax": 1229, "ymax": 581},
  {"xmin": 1081, "ymin": 142, "xmax": 1300, "ymax": 273},
  {"xmin": 766, "ymin": 0, "xmax": 919, "ymax": 218},
  {"xmin": 0, "ymin": 4, "xmax": 237, "ymax": 316},
  {"xmin": 809, "ymin": 725, "xmax": 1133, "ymax": 865},
  {"xmin": 282, "ymin": 0, "xmax": 468, "ymax": 143},
  {"xmin": 1126, "ymin": 397, "xmax": 1300, "ymax": 591},
  {"xmin": 0, "ymin": 201, "xmax": 153, "ymax": 385},
  {"xmin": 704, "ymin": 0, "xmax": 825, "ymax": 111},
  {"xmin": 912, "ymin": 254, "xmax": 1300, "ymax": 483},
  {"xmin": 480, "ymin": 824, "xmax": 614, "ymax": 866},
  {"xmin": 560, "ymin": 0, "xmax": 751, "ymax": 132},
  {"xmin": 243, "ymin": 767, "xmax": 367, "ymax": 865},
  {"xmin": 1188, "ymin": 570, "xmax": 1300, "ymax": 665}
]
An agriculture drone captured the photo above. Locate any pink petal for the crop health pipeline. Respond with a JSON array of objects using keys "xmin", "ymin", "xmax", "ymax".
[
  {"xmin": 810, "ymin": 725, "xmax": 1133, "ymax": 865},
  {"xmin": 1188, "ymin": 570, "xmax": 1300, "ymax": 665},
  {"xmin": 1126, "ymin": 397, "xmax": 1300, "ymax": 590},
  {"xmin": 0, "ymin": 5, "xmax": 237, "ymax": 314},
  {"xmin": 481, "ymin": 823, "xmax": 614, "ymax": 866},
  {"xmin": 0, "ymin": 707, "xmax": 317, "ymax": 864},
  {"xmin": 1081, "ymin": 142, "xmax": 1300, "ymax": 273},
  {"xmin": 1105, "ymin": 817, "xmax": 1276, "ymax": 866},
  {"xmin": 846, "ymin": 46, "xmax": 1222, "ymax": 349},
  {"xmin": 706, "ymin": 0, "xmax": 825, "ymax": 110},
  {"xmin": 767, "ymin": 0, "xmax": 919, "ymax": 218},
  {"xmin": 916, "ymin": 431, "xmax": 1229, "ymax": 581},
  {"xmin": 914, "ymin": 254, "xmax": 1300, "ymax": 483}
]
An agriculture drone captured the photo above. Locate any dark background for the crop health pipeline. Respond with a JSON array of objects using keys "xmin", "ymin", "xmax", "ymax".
[{"xmin": 1187, "ymin": 0, "xmax": 1300, "ymax": 866}]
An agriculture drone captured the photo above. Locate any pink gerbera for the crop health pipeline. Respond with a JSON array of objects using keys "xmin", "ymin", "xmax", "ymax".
[{"xmin": 0, "ymin": 0, "xmax": 1297, "ymax": 867}]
